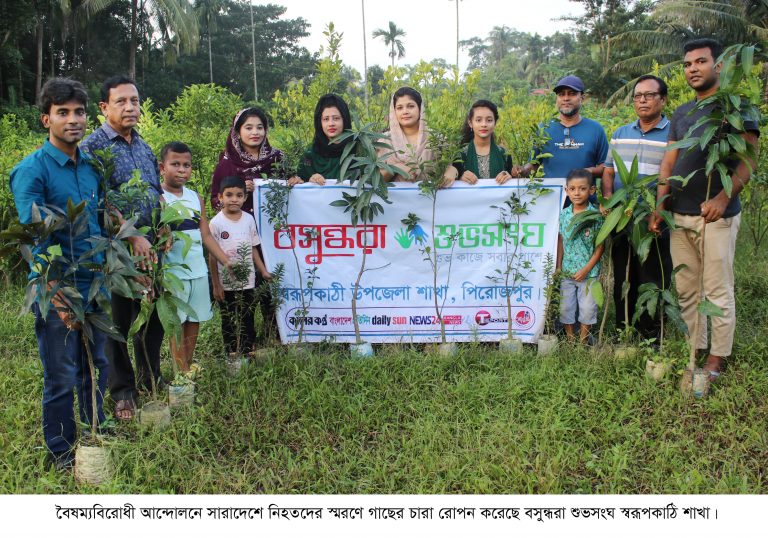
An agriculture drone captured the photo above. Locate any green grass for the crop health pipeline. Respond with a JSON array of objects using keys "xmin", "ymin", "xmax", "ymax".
[{"xmin": 1, "ymin": 235, "xmax": 767, "ymax": 494}]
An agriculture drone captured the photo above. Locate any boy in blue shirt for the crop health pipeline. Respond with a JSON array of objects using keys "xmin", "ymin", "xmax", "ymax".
[
  {"xmin": 556, "ymin": 168, "xmax": 605, "ymax": 343},
  {"xmin": 159, "ymin": 142, "xmax": 232, "ymax": 373}
]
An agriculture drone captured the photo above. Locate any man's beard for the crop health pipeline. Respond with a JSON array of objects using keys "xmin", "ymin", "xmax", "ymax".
[{"xmin": 559, "ymin": 105, "xmax": 580, "ymax": 117}]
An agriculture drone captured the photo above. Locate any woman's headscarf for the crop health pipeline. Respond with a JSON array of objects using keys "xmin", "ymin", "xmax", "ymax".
[
  {"xmin": 312, "ymin": 94, "xmax": 352, "ymax": 158},
  {"xmin": 223, "ymin": 107, "xmax": 284, "ymax": 179},
  {"xmin": 385, "ymin": 88, "xmax": 435, "ymax": 181}
]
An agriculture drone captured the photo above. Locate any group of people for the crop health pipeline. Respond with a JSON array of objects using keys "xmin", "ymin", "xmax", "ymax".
[{"xmin": 10, "ymin": 37, "xmax": 756, "ymax": 472}]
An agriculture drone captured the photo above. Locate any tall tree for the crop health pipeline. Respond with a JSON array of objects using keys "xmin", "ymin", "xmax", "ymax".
[
  {"xmin": 195, "ymin": 0, "xmax": 225, "ymax": 83},
  {"xmin": 372, "ymin": 21, "xmax": 406, "ymax": 68},
  {"xmin": 82, "ymin": 0, "xmax": 199, "ymax": 79}
]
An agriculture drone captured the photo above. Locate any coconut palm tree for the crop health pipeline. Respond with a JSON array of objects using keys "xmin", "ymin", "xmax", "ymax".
[
  {"xmin": 195, "ymin": 0, "xmax": 225, "ymax": 83},
  {"xmin": 373, "ymin": 21, "xmax": 406, "ymax": 68},
  {"xmin": 81, "ymin": 0, "xmax": 199, "ymax": 80},
  {"xmin": 487, "ymin": 25, "xmax": 516, "ymax": 65}
]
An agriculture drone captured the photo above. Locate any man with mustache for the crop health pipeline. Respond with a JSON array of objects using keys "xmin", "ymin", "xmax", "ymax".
[
  {"xmin": 602, "ymin": 75, "xmax": 673, "ymax": 341},
  {"xmin": 81, "ymin": 75, "xmax": 165, "ymax": 421}
]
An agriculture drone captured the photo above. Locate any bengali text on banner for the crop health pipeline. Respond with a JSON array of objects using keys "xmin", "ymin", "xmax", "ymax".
[{"xmin": 256, "ymin": 178, "xmax": 565, "ymax": 344}]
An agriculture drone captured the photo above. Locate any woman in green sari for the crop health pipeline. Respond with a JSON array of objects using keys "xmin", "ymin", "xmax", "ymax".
[
  {"xmin": 291, "ymin": 94, "xmax": 352, "ymax": 185},
  {"xmin": 443, "ymin": 100, "xmax": 514, "ymax": 187}
]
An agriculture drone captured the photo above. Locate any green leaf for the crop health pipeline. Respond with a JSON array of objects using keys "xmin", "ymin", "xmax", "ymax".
[
  {"xmin": 156, "ymin": 295, "xmax": 182, "ymax": 341},
  {"xmin": 741, "ymin": 45, "xmax": 754, "ymax": 75},
  {"xmin": 725, "ymin": 113, "xmax": 744, "ymax": 131},
  {"xmin": 588, "ymin": 279, "xmax": 603, "ymax": 308},
  {"xmin": 697, "ymin": 299, "xmax": 724, "ymax": 318},
  {"xmin": 611, "ymin": 148, "xmax": 630, "ymax": 185},
  {"xmin": 726, "ymin": 134, "xmax": 747, "ymax": 154},
  {"xmin": 596, "ymin": 207, "xmax": 623, "ymax": 245},
  {"xmin": 665, "ymin": 304, "xmax": 688, "ymax": 334},
  {"xmin": 705, "ymin": 146, "xmax": 720, "ymax": 176},
  {"xmin": 128, "ymin": 299, "xmax": 154, "ymax": 339},
  {"xmin": 699, "ymin": 124, "xmax": 718, "ymax": 151},
  {"xmin": 716, "ymin": 163, "xmax": 733, "ymax": 198}
]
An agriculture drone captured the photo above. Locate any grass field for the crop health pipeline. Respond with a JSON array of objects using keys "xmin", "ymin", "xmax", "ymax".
[{"xmin": 1, "ymin": 233, "xmax": 767, "ymax": 494}]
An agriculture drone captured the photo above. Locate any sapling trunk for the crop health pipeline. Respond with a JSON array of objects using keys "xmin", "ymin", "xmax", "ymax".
[
  {"xmin": 351, "ymin": 239, "xmax": 368, "ymax": 345},
  {"xmin": 81, "ymin": 331, "xmax": 99, "ymax": 439},
  {"xmin": 430, "ymin": 196, "xmax": 446, "ymax": 344},
  {"xmin": 624, "ymin": 247, "xmax": 631, "ymax": 335},
  {"xmin": 140, "ymin": 323, "xmax": 158, "ymax": 399},
  {"xmin": 598, "ymin": 238, "xmax": 613, "ymax": 345},
  {"xmin": 291, "ymin": 245, "xmax": 307, "ymax": 343},
  {"xmin": 655, "ymin": 237, "xmax": 665, "ymax": 356}
]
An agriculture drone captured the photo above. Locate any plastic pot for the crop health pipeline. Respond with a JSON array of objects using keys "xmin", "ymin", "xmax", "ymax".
[
  {"xmin": 680, "ymin": 368, "xmax": 710, "ymax": 399},
  {"xmin": 168, "ymin": 382, "xmax": 195, "ymax": 408},
  {"xmin": 645, "ymin": 359, "xmax": 670, "ymax": 381},
  {"xmin": 537, "ymin": 334, "xmax": 558, "ymax": 356},
  {"xmin": 74, "ymin": 443, "xmax": 111, "ymax": 485},
  {"xmin": 226, "ymin": 353, "xmax": 248, "ymax": 375},
  {"xmin": 138, "ymin": 401, "xmax": 171, "ymax": 429},
  {"xmin": 499, "ymin": 337, "xmax": 523, "ymax": 354},
  {"xmin": 614, "ymin": 346, "xmax": 638, "ymax": 359},
  {"xmin": 350, "ymin": 342, "xmax": 374, "ymax": 358},
  {"xmin": 436, "ymin": 342, "xmax": 458, "ymax": 357}
]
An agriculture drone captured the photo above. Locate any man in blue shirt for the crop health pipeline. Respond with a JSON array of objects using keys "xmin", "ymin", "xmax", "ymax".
[
  {"xmin": 10, "ymin": 78, "xmax": 109, "ymax": 471},
  {"xmin": 81, "ymin": 76, "xmax": 164, "ymax": 421},
  {"xmin": 519, "ymin": 75, "xmax": 609, "ymax": 186},
  {"xmin": 602, "ymin": 75, "xmax": 673, "ymax": 340}
]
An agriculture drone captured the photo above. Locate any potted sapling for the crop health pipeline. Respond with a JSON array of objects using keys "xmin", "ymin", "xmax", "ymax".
[
  {"xmin": 263, "ymin": 178, "xmax": 319, "ymax": 352},
  {"xmin": 488, "ymin": 173, "xmax": 550, "ymax": 353},
  {"xmin": 221, "ymin": 242, "xmax": 255, "ymax": 374},
  {"xmin": 629, "ymin": 184, "xmax": 689, "ymax": 381},
  {"xmin": 399, "ymin": 128, "xmax": 463, "ymax": 356},
  {"xmin": 538, "ymin": 252, "xmax": 559, "ymax": 356},
  {"xmin": 571, "ymin": 152, "xmax": 659, "ymax": 357},
  {"xmin": 0, "ymin": 196, "xmax": 143, "ymax": 485},
  {"xmin": 254, "ymin": 262, "xmax": 285, "ymax": 361},
  {"xmin": 331, "ymin": 119, "xmax": 401, "ymax": 358},
  {"xmin": 110, "ymin": 172, "xmax": 196, "ymax": 427}
]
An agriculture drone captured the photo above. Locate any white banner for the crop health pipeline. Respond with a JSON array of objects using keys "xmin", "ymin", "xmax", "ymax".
[{"xmin": 256, "ymin": 179, "xmax": 565, "ymax": 344}]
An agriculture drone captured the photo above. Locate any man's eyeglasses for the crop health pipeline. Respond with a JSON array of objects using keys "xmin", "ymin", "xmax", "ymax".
[{"xmin": 632, "ymin": 92, "xmax": 661, "ymax": 102}]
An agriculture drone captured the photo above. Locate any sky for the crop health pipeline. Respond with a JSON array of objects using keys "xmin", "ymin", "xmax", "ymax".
[{"xmin": 271, "ymin": 0, "xmax": 585, "ymax": 74}]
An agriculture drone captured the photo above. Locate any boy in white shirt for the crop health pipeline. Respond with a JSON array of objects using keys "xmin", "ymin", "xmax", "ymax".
[
  {"xmin": 160, "ymin": 142, "xmax": 232, "ymax": 372},
  {"xmin": 209, "ymin": 176, "xmax": 272, "ymax": 356}
]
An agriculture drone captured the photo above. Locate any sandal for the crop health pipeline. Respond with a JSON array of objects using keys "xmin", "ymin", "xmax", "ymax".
[{"xmin": 114, "ymin": 398, "xmax": 135, "ymax": 421}]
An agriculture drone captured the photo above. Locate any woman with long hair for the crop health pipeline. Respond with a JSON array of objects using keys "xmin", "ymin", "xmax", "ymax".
[
  {"xmin": 443, "ymin": 99, "xmax": 513, "ymax": 187},
  {"xmin": 290, "ymin": 93, "xmax": 352, "ymax": 185}
]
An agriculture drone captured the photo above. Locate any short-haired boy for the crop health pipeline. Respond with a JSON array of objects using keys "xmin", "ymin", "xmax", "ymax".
[
  {"xmin": 209, "ymin": 176, "xmax": 272, "ymax": 356},
  {"xmin": 160, "ymin": 142, "xmax": 232, "ymax": 373},
  {"xmin": 556, "ymin": 168, "xmax": 605, "ymax": 343}
]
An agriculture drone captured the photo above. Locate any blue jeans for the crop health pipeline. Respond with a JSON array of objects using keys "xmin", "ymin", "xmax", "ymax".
[{"xmin": 33, "ymin": 304, "xmax": 109, "ymax": 458}]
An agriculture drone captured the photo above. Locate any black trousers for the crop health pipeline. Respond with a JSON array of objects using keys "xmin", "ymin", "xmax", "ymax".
[
  {"xmin": 221, "ymin": 288, "xmax": 258, "ymax": 355},
  {"xmin": 611, "ymin": 229, "xmax": 672, "ymax": 340},
  {"xmin": 107, "ymin": 293, "xmax": 164, "ymax": 401}
]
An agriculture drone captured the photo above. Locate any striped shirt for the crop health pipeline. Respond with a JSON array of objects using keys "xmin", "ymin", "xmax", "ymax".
[{"xmin": 604, "ymin": 116, "xmax": 670, "ymax": 191}]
